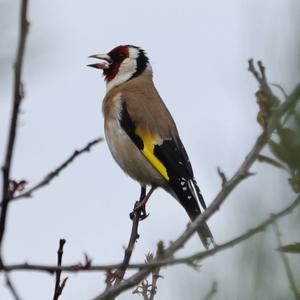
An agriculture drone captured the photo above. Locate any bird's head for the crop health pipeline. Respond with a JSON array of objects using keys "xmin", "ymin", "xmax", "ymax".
[{"xmin": 88, "ymin": 45, "xmax": 150, "ymax": 91}]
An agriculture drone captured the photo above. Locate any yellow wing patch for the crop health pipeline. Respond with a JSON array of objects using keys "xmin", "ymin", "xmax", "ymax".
[{"xmin": 135, "ymin": 127, "xmax": 169, "ymax": 181}]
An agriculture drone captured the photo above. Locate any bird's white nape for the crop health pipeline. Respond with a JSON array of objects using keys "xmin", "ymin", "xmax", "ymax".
[{"xmin": 128, "ymin": 46, "xmax": 140, "ymax": 59}]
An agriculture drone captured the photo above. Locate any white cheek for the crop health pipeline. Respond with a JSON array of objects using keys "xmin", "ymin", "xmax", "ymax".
[
  {"xmin": 106, "ymin": 58, "xmax": 137, "ymax": 92},
  {"xmin": 120, "ymin": 58, "xmax": 137, "ymax": 75}
]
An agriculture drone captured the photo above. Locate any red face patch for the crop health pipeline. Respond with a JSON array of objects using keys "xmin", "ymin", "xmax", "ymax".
[{"xmin": 104, "ymin": 45, "xmax": 129, "ymax": 82}]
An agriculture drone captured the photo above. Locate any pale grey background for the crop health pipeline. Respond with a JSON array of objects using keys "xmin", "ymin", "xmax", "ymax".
[{"xmin": 1, "ymin": 0, "xmax": 300, "ymax": 299}]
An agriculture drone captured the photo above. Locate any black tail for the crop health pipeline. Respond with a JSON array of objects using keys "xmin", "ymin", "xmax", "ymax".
[{"xmin": 172, "ymin": 178, "xmax": 214, "ymax": 249}]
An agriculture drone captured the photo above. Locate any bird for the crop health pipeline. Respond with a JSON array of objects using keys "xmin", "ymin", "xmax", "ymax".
[{"xmin": 88, "ymin": 45, "xmax": 214, "ymax": 249}]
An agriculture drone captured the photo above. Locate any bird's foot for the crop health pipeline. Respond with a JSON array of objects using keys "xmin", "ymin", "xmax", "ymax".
[{"xmin": 129, "ymin": 201, "xmax": 149, "ymax": 221}]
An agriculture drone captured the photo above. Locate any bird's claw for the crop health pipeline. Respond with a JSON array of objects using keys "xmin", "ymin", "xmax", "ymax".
[
  {"xmin": 129, "ymin": 201, "xmax": 149, "ymax": 221},
  {"xmin": 139, "ymin": 210, "xmax": 149, "ymax": 220}
]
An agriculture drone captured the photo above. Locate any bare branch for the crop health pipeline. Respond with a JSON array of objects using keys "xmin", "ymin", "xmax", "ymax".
[
  {"xmin": 148, "ymin": 267, "xmax": 161, "ymax": 300},
  {"xmin": 0, "ymin": 0, "xmax": 29, "ymax": 257},
  {"xmin": 53, "ymin": 239, "xmax": 67, "ymax": 300},
  {"xmin": 217, "ymin": 167, "xmax": 227, "ymax": 187},
  {"xmin": 148, "ymin": 241, "xmax": 164, "ymax": 300},
  {"xmin": 2, "ymin": 196, "xmax": 300, "ymax": 276},
  {"xmin": 11, "ymin": 137, "xmax": 103, "ymax": 201},
  {"xmin": 5, "ymin": 273, "xmax": 22, "ymax": 300},
  {"xmin": 114, "ymin": 203, "xmax": 142, "ymax": 285},
  {"xmin": 132, "ymin": 279, "xmax": 151, "ymax": 300},
  {"xmin": 2, "ymin": 262, "xmax": 111, "ymax": 274},
  {"xmin": 273, "ymin": 221, "xmax": 300, "ymax": 300},
  {"xmin": 107, "ymin": 187, "xmax": 155, "ymax": 300},
  {"xmin": 0, "ymin": 5, "xmax": 29, "ymax": 300},
  {"xmin": 248, "ymin": 59, "xmax": 272, "ymax": 96}
]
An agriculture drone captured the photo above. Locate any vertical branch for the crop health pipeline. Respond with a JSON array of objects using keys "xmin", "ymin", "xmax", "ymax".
[
  {"xmin": 0, "ymin": 2, "xmax": 29, "ymax": 298},
  {"xmin": 53, "ymin": 239, "xmax": 67, "ymax": 300},
  {"xmin": 0, "ymin": 0, "xmax": 30, "ymax": 255},
  {"xmin": 114, "ymin": 211, "xmax": 141, "ymax": 285},
  {"xmin": 148, "ymin": 241, "xmax": 164, "ymax": 300},
  {"xmin": 272, "ymin": 221, "xmax": 300, "ymax": 300},
  {"xmin": 113, "ymin": 186, "xmax": 155, "ymax": 286},
  {"xmin": 148, "ymin": 267, "xmax": 161, "ymax": 300}
]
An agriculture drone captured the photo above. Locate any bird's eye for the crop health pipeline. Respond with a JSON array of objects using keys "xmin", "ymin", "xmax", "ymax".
[{"xmin": 117, "ymin": 52, "xmax": 126, "ymax": 60}]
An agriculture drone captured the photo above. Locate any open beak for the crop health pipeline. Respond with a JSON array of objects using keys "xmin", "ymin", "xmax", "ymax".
[{"xmin": 87, "ymin": 53, "xmax": 112, "ymax": 70}]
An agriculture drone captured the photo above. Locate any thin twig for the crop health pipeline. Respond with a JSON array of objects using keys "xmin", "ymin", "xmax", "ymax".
[
  {"xmin": 11, "ymin": 137, "xmax": 103, "ymax": 201},
  {"xmin": 203, "ymin": 281, "xmax": 217, "ymax": 300},
  {"xmin": 53, "ymin": 239, "xmax": 67, "ymax": 300},
  {"xmin": 272, "ymin": 221, "xmax": 300, "ymax": 300},
  {"xmin": 113, "ymin": 186, "xmax": 155, "ymax": 286},
  {"xmin": 2, "ymin": 196, "xmax": 300, "ymax": 274},
  {"xmin": 106, "ymin": 190, "xmax": 145, "ymax": 300},
  {"xmin": 148, "ymin": 267, "xmax": 161, "ymax": 300},
  {"xmin": 5, "ymin": 273, "xmax": 22, "ymax": 300},
  {"xmin": 114, "ymin": 205, "xmax": 141, "ymax": 285},
  {"xmin": 132, "ymin": 279, "xmax": 151, "ymax": 300},
  {"xmin": 217, "ymin": 167, "xmax": 227, "ymax": 187},
  {"xmin": 248, "ymin": 59, "xmax": 272, "ymax": 96},
  {"xmin": 0, "ymin": 0, "xmax": 29, "ymax": 256},
  {"xmin": 148, "ymin": 242, "xmax": 164, "ymax": 300}
]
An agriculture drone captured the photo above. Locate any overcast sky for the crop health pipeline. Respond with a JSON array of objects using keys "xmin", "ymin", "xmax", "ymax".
[{"xmin": 1, "ymin": 0, "xmax": 300, "ymax": 299}]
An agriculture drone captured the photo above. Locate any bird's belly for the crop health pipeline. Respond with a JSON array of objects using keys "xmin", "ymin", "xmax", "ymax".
[{"xmin": 104, "ymin": 119, "xmax": 164, "ymax": 186}]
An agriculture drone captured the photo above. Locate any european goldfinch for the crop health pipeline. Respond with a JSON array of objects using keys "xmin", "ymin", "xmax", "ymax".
[{"xmin": 88, "ymin": 45, "xmax": 213, "ymax": 248}]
